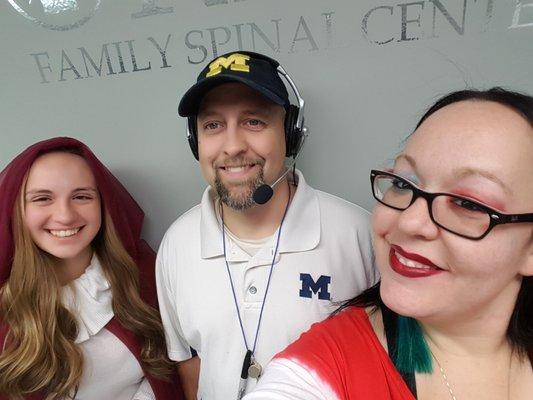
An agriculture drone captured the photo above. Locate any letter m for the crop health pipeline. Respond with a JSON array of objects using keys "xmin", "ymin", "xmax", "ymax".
[
  {"xmin": 206, "ymin": 53, "xmax": 250, "ymax": 77},
  {"xmin": 299, "ymin": 274, "xmax": 331, "ymax": 300},
  {"xmin": 79, "ymin": 44, "xmax": 115, "ymax": 78}
]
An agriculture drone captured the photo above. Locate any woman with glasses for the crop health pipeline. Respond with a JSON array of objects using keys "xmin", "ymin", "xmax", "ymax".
[{"xmin": 245, "ymin": 88, "xmax": 533, "ymax": 400}]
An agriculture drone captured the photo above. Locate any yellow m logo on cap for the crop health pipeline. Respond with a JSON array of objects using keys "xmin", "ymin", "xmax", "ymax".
[{"xmin": 206, "ymin": 53, "xmax": 251, "ymax": 77}]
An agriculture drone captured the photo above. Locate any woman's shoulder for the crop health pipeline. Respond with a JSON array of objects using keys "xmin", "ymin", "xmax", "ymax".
[
  {"xmin": 276, "ymin": 306, "xmax": 377, "ymax": 363},
  {"xmin": 289, "ymin": 306, "xmax": 372, "ymax": 338},
  {"xmin": 320, "ymin": 306, "xmax": 372, "ymax": 330},
  {"xmin": 248, "ymin": 307, "xmax": 395, "ymax": 400}
]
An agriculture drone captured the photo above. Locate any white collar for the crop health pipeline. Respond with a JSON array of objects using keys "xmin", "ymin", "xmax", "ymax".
[
  {"xmin": 200, "ymin": 169, "xmax": 320, "ymax": 259},
  {"xmin": 62, "ymin": 254, "xmax": 114, "ymax": 343}
]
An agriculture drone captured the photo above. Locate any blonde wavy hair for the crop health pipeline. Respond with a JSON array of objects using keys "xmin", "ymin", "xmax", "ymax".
[{"xmin": 0, "ymin": 165, "xmax": 174, "ymax": 399}]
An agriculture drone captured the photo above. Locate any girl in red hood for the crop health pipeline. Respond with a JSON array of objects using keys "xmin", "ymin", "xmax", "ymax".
[{"xmin": 0, "ymin": 137, "xmax": 183, "ymax": 400}]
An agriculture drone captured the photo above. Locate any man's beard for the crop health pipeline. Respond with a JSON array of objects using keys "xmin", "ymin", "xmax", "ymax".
[{"xmin": 214, "ymin": 167, "xmax": 265, "ymax": 211}]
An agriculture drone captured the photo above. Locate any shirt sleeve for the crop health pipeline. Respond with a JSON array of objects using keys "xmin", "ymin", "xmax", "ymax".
[
  {"xmin": 243, "ymin": 358, "xmax": 339, "ymax": 400},
  {"xmin": 132, "ymin": 378, "xmax": 156, "ymax": 400},
  {"xmin": 155, "ymin": 235, "xmax": 193, "ymax": 361},
  {"xmin": 356, "ymin": 211, "xmax": 380, "ymax": 287}
]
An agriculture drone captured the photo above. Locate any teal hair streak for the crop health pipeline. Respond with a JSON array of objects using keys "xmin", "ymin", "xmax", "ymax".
[{"xmin": 394, "ymin": 316, "xmax": 433, "ymax": 374}]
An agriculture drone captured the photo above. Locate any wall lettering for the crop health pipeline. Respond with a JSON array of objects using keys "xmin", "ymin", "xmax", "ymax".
[
  {"xmin": 509, "ymin": 0, "xmax": 533, "ymax": 28},
  {"xmin": 131, "ymin": 0, "xmax": 173, "ymax": 18},
  {"xmin": 362, "ymin": 0, "xmax": 497, "ymax": 45},
  {"xmin": 24, "ymin": 2, "xmax": 530, "ymax": 83}
]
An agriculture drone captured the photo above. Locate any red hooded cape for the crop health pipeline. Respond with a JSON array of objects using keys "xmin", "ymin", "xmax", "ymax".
[{"xmin": 0, "ymin": 137, "xmax": 183, "ymax": 399}]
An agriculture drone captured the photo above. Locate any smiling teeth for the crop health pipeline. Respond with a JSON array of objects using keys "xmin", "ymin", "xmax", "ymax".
[
  {"xmin": 226, "ymin": 166, "xmax": 245, "ymax": 172},
  {"xmin": 49, "ymin": 228, "xmax": 80, "ymax": 238},
  {"xmin": 396, "ymin": 252, "xmax": 431, "ymax": 270}
]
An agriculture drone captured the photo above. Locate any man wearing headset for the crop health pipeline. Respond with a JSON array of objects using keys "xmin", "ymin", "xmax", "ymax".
[{"xmin": 156, "ymin": 51, "xmax": 378, "ymax": 400}]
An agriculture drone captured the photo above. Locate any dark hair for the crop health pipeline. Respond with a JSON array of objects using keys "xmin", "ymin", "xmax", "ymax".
[
  {"xmin": 416, "ymin": 87, "xmax": 533, "ymax": 129},
  {"xmin": 342, "ymin": 87, "xmax": 533, "ymax": 362}
]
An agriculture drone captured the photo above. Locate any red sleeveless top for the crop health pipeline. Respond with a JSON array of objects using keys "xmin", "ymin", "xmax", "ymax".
[{"xmin": 275, "ymin": 307, "xmax": 416, "ymax": 400}]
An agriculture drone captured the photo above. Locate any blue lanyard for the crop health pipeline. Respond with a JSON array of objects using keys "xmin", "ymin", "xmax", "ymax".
[{"xmin": 221, "ymin": 182, "xmax": 291, "ymax": 357}]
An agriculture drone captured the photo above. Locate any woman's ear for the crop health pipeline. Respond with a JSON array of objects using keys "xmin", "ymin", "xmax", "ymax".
[
  {"xmin": 520, "ymin": 235, "xmax": 533, "ymax": 277},
  {"xmin": 521, "ymin": 258, "xmax": 533, "ymax": 277}
]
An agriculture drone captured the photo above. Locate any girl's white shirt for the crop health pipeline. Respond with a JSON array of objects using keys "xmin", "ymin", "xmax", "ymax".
[{"xmin": 62, "ymin": 254, "xmax": 155, "ymax": 400}]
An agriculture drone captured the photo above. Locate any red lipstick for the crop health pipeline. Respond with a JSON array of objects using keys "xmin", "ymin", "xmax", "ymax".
[{"xmin": 389, "ymin": 245, "xmax": 443, "ymax": 278}]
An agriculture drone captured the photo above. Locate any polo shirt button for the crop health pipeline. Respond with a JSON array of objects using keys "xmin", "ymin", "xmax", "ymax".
[{"xmin": 249, "ymin": 286, "xmax": 257, "ymax": 294}]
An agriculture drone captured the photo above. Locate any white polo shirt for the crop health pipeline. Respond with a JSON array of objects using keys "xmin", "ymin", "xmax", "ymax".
[{"xmin": 156, "ymin": 171, "xmax": 378, "ymax": 400}]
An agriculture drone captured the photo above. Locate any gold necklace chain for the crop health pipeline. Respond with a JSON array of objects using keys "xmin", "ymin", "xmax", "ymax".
[
  {"xmin": 430, "ymin": 350, "xmax": 458, "ymax": 400},
  {"xmin": 428, "ymin": 348, "xmax": 513, "ymax": 400}
]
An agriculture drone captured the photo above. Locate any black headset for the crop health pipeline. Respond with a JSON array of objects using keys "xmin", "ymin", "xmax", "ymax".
[{"xmin": 186, "ymin": 53, "xmax": 307, "ymax": 160}]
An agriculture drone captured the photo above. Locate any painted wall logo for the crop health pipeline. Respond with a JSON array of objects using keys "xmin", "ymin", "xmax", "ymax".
[
  {"xmin": 26, "ymin": 1, "xmax": 533, "ymax": 83},
  {"xmin": 204, "ymin": 0, "xmax": 248, "ymax": 6},
  {"xmin": 7, "ymin": 0, "xmax": 101, "ymax": 30}
]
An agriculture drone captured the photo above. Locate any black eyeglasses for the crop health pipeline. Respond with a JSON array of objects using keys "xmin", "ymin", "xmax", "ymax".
[{"xmin": 370, "ymin": 169, "xmax": 533, "ymax": 240}]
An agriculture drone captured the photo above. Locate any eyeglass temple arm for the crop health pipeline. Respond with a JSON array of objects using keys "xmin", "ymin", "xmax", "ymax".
[{"xmin": 493, "ymin": 212, "xmax": 533, "ymax": 224}]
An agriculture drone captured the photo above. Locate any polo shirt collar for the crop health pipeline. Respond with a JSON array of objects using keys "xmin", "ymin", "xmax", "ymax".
[
  {"xmin": 277, "ymin": 170, "xmax": 320, "ymax": 253},
  {"xmin": 200, "ymin": 170, "xmax": 320, "ymax": 259},
  {"xmin": 200, "ymin": 188, "xmax": 224, "ymax": 259}
]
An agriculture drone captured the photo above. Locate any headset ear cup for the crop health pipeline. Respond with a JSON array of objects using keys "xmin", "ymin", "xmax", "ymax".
[
  {"xmin": 187, "ymin": 117, "xmax": 199, "ymax": 160},
  {"xmin": 284, "ymin": 105, "xmax": 302, "ymax": 158}
]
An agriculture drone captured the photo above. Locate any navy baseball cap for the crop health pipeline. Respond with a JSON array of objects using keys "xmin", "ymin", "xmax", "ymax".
[{"xmin": 178, "ymin": 51, "xmax": 290, "ymax": 117}]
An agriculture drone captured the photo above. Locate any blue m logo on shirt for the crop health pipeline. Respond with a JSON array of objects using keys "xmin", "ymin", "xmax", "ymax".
[{"xmin": 299, "ymin": 273, "xmax": 331, "ymax": 300}]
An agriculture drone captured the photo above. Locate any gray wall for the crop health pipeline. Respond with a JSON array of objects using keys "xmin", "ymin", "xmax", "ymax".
[{"xmin": 1, "ymin": 0, "xmax": 532, "ymax": 249}]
